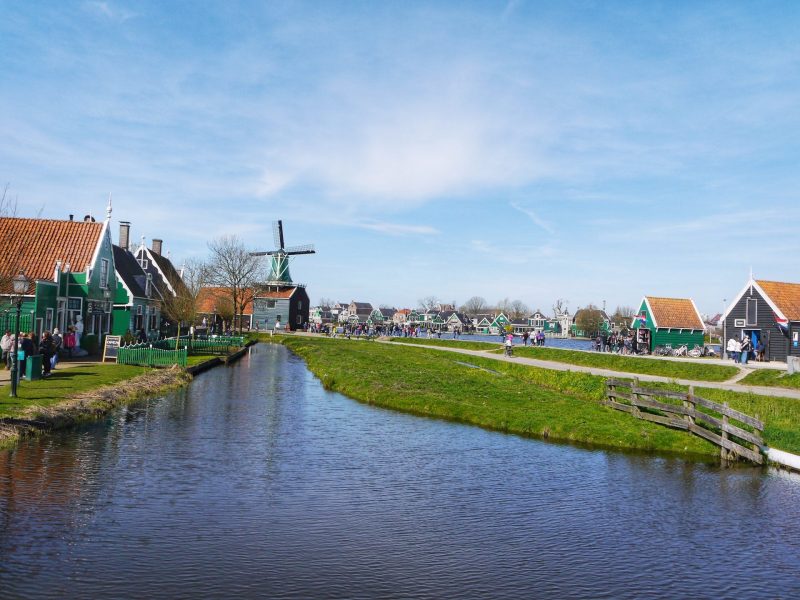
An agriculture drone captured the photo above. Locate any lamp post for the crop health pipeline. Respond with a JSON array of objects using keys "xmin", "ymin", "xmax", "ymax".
[
  {"xmin": 10, "ymin": 272, "xmax": 29, "ymax": 398},
  {"xmin": 721, "ymin": 298, "xmax": 727, "ymax": 361}
]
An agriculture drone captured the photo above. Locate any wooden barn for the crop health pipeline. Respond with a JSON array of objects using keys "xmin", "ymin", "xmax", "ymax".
[
  {"xmin": 251, "ymin": 285, "xmax": 310, "ymax": 331},
  {"xmin": 631, "ymin": 297, "xmax": 705, "ymax": 352},
  {"xmin": 722, "ymin": 278, "xmax": 800, "ymax": 362}
]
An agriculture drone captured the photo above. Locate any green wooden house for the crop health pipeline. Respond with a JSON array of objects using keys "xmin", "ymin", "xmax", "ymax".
[
  {"xmin": 0, "ymin": 209, "xmax": 118, "ymax": 354},
  {"xmin": 631, "ymin": 296, "xmax": 705, "ymax": 352},
  {"xmin": 111, "ymin": 229, "xmax": 162, "ymax": 338}
]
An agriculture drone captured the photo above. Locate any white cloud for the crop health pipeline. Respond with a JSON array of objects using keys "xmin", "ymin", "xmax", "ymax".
[
  {"xmin": 354, "ymin": 220, "xmax": 439, "ymax": 236},
  {"xmin": 510, "ymin": 200, "xmax": 555, "ymax": 234},
  {"xmin": 470, "ymin": 239, "xmax": 556, "ymax": 265}
]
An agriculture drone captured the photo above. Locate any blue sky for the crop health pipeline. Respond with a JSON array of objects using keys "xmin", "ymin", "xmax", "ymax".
[{"xmin": 3, "ymin": 1, "xmax": 800, "ymax": 315}]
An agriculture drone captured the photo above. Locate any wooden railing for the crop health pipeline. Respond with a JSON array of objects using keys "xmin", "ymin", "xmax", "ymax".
[{"xmin": 605, "ymin": 378, "xmax": 764, "ymax": 464}]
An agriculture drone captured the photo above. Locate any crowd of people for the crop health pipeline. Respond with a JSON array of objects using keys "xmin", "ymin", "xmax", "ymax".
[
  {"xmin": 0, "ymin": 326, "xmax": 81, "ymax": 379},
  {"xmin": 726, "ymin": 336, "xmax": 764, "ymax": 364},
  {"xmin": 592, "ymin": 332, "xmax": 642, "ymax": 354}
]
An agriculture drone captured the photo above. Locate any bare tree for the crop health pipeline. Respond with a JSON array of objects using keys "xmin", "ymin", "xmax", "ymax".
[
  {"xmin": 0, "ymin": 183, "xmax": 22, "ymax": 294},
  {"xmin": 460, "ymin": 296, "xmax": 487, "ymax": 317},
  {"xmin": 418, "ymin": 296, "xmax": 439, "ymax": 312},
  {"xmin": 161, "ymin": 257, "xmax": 210, "ymax": 346},
  {"xmin": 317, "ymin": 296, "xmax": 334, "ymax": 308},
  {"xmin": 495, "ymin": 297, "xmax": 512, "ymax": 315},
  {"xmin": 613, "ymin": 305, "xmax": 636, "ymax": 319},
  {"xmin": 552, "ymin": 298, "xmax": 568, "ymax": 317},
  {"xmin": 509, "ymin": 300, "xmax": 530, "ymax": 320},
  {"xmin": 207, "ymin": 235, "xmax": 264, "ymax": 334}
]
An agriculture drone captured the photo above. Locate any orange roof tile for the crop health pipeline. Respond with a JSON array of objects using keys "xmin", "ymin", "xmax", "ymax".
[
  {"xmin": 197, "ymin": 287, "xmax": 253, "ymax": 315},
  {"xmin": 0, "ymin": 217, "xmax": 103, "ymax": 294},
  {"xmin": 756, "ymin": 280, "xmax": 800, "ymax": 321},
  {"xmin": 645, "ymin": 296, "xmax": 704, "ymax": 330}
]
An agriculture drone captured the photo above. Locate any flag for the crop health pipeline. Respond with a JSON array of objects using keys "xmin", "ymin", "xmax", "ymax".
[{"xmin": 775, "ymin": 313, "xmax": 789, "ymax": 335}]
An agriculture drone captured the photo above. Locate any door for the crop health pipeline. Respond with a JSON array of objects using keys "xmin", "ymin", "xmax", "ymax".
[{"xmin": 744, "ymin": 329, "xmax": 761, "ymax": 361}]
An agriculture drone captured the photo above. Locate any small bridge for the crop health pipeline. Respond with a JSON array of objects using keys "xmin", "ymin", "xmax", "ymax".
[{"xmin": 605, "ymin": 378, "xmax": 764, "ymax": 464}]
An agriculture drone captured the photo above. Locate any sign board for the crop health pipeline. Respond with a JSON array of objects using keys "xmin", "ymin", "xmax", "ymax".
[
  {"xmin": 734, "ymin": 319, "xmax": 746, "ymax": 327},
  {"xmin": 102, "ymin": 335, "xmax": 121, "ymax": 362},
  {"xmin": 67, "ymin": 298, "xmax": 82, "ymax": 310}
]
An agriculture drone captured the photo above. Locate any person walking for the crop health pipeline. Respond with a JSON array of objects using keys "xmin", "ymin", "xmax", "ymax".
[
  {"xmin": 51, "ymin": 328, "xmax": 63, "ymax": 370},
  {"xmin": 740, "ymin": 336, "xmax": 751, "ymax": 365},
  {"xmin": 39, "ymin": 331, "xmax": 56, "ymax": 378},
  {"xmin": 1, "ymin": 330, "xmax": 12, "ymax": 369},
  {"xmin": 726, "ymin": 337, "xmax": 737, "ymax": 362}
]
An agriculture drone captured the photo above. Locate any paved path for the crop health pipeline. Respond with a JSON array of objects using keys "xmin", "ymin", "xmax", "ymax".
[{"xmin": 382, "ymin": 340, "xmax": 800, "ymax": 400}]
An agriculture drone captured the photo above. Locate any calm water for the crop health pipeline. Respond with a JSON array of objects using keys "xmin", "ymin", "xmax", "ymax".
[{"xmin": 1, "ymin": 344, "xmax": 799, "ymax": 599}]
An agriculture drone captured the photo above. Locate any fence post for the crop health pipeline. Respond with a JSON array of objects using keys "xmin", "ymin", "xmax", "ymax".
[
  {"xmin": 721, "ymin": 402, "xmax": 730, "ymax": 461},
  {"xmin": 632, "ymin": 377, "xmax": 641, "ymax": 419},
  {"xmin": 685, "ymin": 385, "xmax": 696, "ymax": 427}
]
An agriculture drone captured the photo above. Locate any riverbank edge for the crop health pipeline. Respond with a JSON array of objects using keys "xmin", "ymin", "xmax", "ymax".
[
  {"xmin": 0, "ymin": 367, "xmax": 192, "ymax": 450},
  {"xmin": 275, "ymin": 337, "xmax": 730, "ymax": 465}
]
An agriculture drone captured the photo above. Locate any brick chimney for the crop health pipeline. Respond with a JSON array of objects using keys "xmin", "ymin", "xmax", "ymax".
[
  {"xmin": 119, "ymin": 221, "xmax": 131, "ymax": 251},
  {"xmin": 151, "ymin": 238, "xmax": 163, "ymax": 256}
]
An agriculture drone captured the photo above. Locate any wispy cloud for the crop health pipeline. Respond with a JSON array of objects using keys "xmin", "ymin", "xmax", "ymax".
[
  {"xmin": 82, "ymin": 1, "xmax": 137, "ymax": 22},
  {"xmin": 471, "ymin": 239, "xmax": 555, "ymax": 265},
  {"xmin": 510, "ymin": 200, "xmax": 555, "ymax": 234},
  {"xmin": 354, "ymin": 220, "xmax": 439, "ymax": 236}
]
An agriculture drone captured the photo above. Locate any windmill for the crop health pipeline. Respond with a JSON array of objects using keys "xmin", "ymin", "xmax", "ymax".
[{"xmin": 251, "ymin": 220, "xmax": 315, "ymax": 284}]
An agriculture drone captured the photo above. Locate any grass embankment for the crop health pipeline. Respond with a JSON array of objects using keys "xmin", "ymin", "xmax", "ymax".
[
  {"xmin": 283, "ymin": 337, "xmax": 717, "ymax": 458},
  {"xmin": 281, "ymin": 336, "xmax": 800, "ymax": 457},
  {"xmin": 0, "ymin": 364, "xmax": 190, "ymax": 448},
  {"xmin": 392, "ymin": 337, "xmax": 739, "ymax": 382},
  {"xmin": 738, "ymin": 369, "xmax": 800, "ymax": 390}
]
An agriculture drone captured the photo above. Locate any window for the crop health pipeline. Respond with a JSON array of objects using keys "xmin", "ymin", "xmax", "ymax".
[
  {"xmin": 145, "ymin": 274, "xmax": 152, "ymax": 298},
  {"xmin": 746, "ymin": 298, "xmax": 758, "ymax": 326},
  {"xmin": 296, "ymin": 314, "xmax": 302, "ymax": 325},
  {"xmin": 298, "ymin": 300, "xmax": 303, "ymax": 310},
  {"xmin": 267, "ymin": 300, "xmax": 276, "ymax": 308},
  {"xmin": 139, "ymin": 258, "xmax": 149, "ymax": 270},
  {"xmin": 100, "ymin": 259, "xmax": 109, "ymax": 288}
]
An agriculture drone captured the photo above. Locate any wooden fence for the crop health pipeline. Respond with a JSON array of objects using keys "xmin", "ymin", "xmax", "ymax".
[
  {"xmin": 118, "ymin": 346, "xmax": 187, "ymax": 367},
  {"xmin": 605, "ymin": 378, "xmax": 764, "ymax": 464}
]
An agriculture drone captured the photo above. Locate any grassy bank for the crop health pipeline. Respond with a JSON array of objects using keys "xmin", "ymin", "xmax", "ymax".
[
  {"xmin": 738, "ymin": 369, "xmax": 800, "ymax": 390},
  {"xmin": 0, "ymin": 363, "xmax": 192, "ymax": 449},
  {"xmin": 282, "ymin": 336, "xmax": 718, "ymax": 458},
  {"xmin": 281, "ymin": 336, "xmax": 800, "ymax": 457},
  {"xmin": 391, "ymin": 337, "xmax": 739, "ymax": 382}
]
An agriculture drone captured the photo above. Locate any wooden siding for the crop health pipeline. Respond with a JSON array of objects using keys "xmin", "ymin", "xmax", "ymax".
[
  {"xmin": 723, "ymin": 285, "xmax": 789, "ymax": 362},
  {"xmin": 651, "ymin": 329, "xmax": 704, "ymax": 349}
]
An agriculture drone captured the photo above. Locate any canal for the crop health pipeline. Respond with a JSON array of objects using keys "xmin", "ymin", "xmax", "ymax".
[{"xmin": 1, "ymin": 344, "xmax": 799, "ymax": 598}]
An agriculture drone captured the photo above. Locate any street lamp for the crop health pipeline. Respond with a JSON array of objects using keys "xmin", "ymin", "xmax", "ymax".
[
  {"xmin": 721, "ymin": 298, "xmax": 727, "ymax": 361},
  {"xmin": 10, "ymin": 271, "xmax": 29, "ymax": 398}
]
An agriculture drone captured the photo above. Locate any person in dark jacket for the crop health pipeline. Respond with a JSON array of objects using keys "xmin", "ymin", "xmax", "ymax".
[{"xmin": 39, "ymin": 332, "xmax": 56, "ymax": 377}]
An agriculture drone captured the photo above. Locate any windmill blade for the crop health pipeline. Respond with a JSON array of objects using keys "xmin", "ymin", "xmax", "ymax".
[
  {"xmin": 272, "ymin": 221, "xmax": 282, "ymax": 249},
  {"xmin": 285, "ymin": 244, "xmax": 315, "ymax": 255},
  {"xmin": 278, "ymin": 220, "xmax": 285, "ymax": 249}
]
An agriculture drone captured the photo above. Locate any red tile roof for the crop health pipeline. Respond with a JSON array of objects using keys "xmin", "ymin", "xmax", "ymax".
[
  {"xmin": 645, "ymin": 297, "xmax": 704, "ymax": 330},
  {"xmin": 197, "ymin": 287, "xmax": 253, "ymax": 315},
  {"xmin": 0, "ymin": 217, "xmax": 103, "ymax": 294},
  {"xmin": 756, "ymin": 280, "xmax": 800, "ymax": 321}
]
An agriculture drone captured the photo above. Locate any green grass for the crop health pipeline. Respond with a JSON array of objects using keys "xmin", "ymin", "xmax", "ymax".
[
  {"xmin": 281, "ymin": 336, "xmax": 800, "ymax": 457},
  {"xmin": 393, "ymin": 337, "xmax": 739, "ymax": 382},
  {"xmin": 390, "ymin": 337, "xmax": 502, "ymax": 351},
  {"xmin": 0, "ymin": 363, "xmax": 150, "ymax": 418},
  {"xmin": 282, "ymin": 336, "xmax": 718, "ymax": 458},
  {"xmin": 738, "ymin": 369, "xmax": 800, "ymax": 390}
]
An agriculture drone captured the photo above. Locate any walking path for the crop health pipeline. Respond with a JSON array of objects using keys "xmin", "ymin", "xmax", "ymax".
[{"xmin": 381, "ymin": 340, "xmax": 800, "ymax": 400}]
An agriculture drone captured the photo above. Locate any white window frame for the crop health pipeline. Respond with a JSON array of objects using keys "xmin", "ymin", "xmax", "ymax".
[
  {"xmin": 100, "ymin": 259, "xmax": 109, "ymax": 289},
  {"xmin": 746, "ymin": 297, "xmax": 758, "ymax": 327}
]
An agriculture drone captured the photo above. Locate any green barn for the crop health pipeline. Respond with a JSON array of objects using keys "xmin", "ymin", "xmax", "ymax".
[{"xmin": 631, "ymin": 296, "xmax": 705, "ymax": 352}]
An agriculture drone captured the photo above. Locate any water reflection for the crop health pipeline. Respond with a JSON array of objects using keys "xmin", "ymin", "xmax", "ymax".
[{"xmin": 1, "ymin": 344, "xmax": 799, "ymax": 599}]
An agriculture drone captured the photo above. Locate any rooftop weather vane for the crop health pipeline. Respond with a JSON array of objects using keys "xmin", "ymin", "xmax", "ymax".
[{"xmin": 251, "ymin": 220, "xmax": 315, "ymax": 284}]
